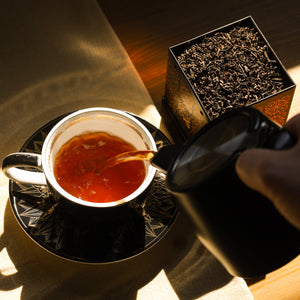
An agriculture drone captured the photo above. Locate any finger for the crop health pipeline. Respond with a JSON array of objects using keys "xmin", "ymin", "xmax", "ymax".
[
  {"xmin": 235, "ymin": 148, "xmax": 279, "ymax": 198},
  {"xmin": 284, "ymin": 113, "xmax": 300, "ymax": 137},
  {"xmin": 236, "ymin": 148, "xmax": 300, "ymax": 229}
]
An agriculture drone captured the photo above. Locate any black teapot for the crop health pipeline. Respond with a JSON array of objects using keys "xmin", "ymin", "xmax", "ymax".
[{"xmin": 151, "ymin": 106, "xmax": 300, "ymax": 278}]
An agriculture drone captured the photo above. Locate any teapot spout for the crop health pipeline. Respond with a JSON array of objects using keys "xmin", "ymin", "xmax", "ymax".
[{"xmin": 151, "ymin": 145, "xmax": 182, "ymax": 173}]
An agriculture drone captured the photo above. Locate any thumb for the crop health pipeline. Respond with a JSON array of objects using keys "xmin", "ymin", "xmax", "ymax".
[
  {"xmin": 235, "ymin": 148, "xmax": 280, "ymax": 199},
  {"xmin": 236, "ymin": 147, "xmax": 300, "ymax": 230}
]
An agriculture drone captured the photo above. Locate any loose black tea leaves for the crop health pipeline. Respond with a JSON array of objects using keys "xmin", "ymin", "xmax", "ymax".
[{"xmin": 177, "ymin": 26, "xmax": 285, "ymax": 119}]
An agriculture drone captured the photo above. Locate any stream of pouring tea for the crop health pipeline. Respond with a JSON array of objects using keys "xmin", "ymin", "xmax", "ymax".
[{"xmin": 98, "ymin": 150, "xmax": 156, "ymax": 172}]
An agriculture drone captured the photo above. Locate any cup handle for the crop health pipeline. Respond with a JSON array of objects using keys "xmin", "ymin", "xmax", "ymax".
[{"xmin": 2, "ymin": 152, "xmax": 47, "ymax": 186}]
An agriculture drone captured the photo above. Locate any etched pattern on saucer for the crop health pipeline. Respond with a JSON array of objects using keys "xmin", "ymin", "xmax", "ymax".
[{"xmin": 9, "ymin": 113, "xmax": 178, "ymax": 263}]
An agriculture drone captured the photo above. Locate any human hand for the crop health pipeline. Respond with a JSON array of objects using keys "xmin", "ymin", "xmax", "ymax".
[{"xmin": 235, "ymin": 113, "xmax": 300, "ymax": 230}]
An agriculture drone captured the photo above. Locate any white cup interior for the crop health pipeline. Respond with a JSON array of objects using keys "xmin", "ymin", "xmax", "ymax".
[{"xmin": 42, "ymin": 108, "xmax": 157, "ymax": 207}]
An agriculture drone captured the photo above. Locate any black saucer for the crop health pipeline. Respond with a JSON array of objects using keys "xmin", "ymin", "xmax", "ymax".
[{"xmin": 9, "ymin": 112, "xmax": 179, "ymax": 263}]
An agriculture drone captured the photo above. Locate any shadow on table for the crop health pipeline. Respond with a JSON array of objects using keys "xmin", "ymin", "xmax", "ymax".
[{"xmin": 0, "ymin": 200, "xmax": 233, "ymax": 299}]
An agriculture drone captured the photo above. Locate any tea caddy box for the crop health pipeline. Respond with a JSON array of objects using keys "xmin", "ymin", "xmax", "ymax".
[{"xmin": 163, "ymin": 16, "xmax": 296, "ymax": 139}]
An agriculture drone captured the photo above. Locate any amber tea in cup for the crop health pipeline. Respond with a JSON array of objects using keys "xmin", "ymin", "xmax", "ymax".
[{"xmin": 54, "ymin": 131, "xmax": 148, "ymax": 203}]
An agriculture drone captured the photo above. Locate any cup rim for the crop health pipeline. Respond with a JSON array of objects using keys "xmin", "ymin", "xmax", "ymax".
[{"xmin": 42, "ymin": 107, "xmax": 157, "ymax": 208}]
